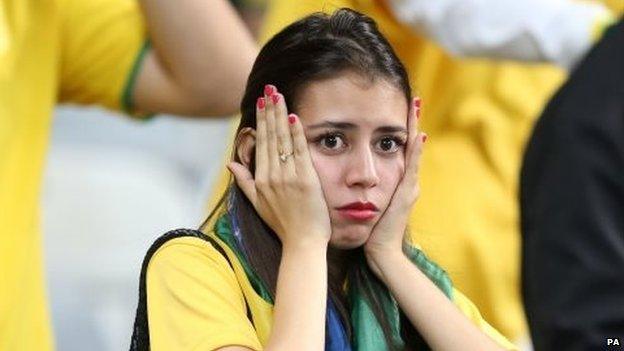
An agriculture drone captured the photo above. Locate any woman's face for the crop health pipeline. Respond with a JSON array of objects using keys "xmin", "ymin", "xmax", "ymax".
[{"xmin": 296, "ymin": 72, "xmax": 408, "ymax": 249}]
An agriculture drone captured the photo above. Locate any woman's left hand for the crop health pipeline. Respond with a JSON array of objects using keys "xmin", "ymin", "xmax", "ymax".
[{"xmin": 364, "ymin": 97, "xmax": 426, "ymax": 277}]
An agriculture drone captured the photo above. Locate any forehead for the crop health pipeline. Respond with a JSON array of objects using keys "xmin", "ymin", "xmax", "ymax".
[{"xmin": 296, "ymin": 72, "xmax": 408, "ymax": 129}]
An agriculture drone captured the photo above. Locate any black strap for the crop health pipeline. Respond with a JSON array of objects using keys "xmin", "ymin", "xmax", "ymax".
[{"xmin": 129, "ymin": 228, "xmax": 253, "ymax": 351}]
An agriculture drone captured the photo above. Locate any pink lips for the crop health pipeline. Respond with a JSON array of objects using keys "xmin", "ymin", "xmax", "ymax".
[{"xmin": 336, "ymin": 202, "xmax": 379, "ymax": 221}]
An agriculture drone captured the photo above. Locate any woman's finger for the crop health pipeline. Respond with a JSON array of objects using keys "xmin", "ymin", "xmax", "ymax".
[
  {"xmin": 264, "ymin": 85, "xmax": 281, "ymax": 179},
  {"xmin": 273, "ymin": 91, "xmax": 296, "ymax": 177},
  {"xmin": 288, "ymin": 113, "xmax": 315, "ymax": 175},
  {"xmin": 412, "ymin": 96, "xmax": 421, "ymax": 127},
  {"xmin": 400, "ymin": 131, "xmax": 426, "ymax": 196},
  {"xmin": 406, "ymin": 97, "xmax": 421, "ymax": 152},
  {"xmin": 405, "ymin": 97, "xmax": 422, "ymax": 169},
  {"xmin": 410, "ymin": 132, "xmax": 426, "ymax": 175},
  {"xmin": 400, "ymin": 98, "xmax": 425, "ymax": 192},
  {"xmin": 255, "ymin": 96, "xmax": 268, "ymax": 182},
  {"xmin": 227, "ymin": 162, "xmax": 257, "ymax": 205}
]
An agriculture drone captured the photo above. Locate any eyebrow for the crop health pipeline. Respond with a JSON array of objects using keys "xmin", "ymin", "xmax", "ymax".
[{"xmin": 307, "ymin": 121, "xmax": 407, "ymax": 134}]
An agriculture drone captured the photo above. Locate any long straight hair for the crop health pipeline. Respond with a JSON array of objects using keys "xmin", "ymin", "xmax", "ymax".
[{"xmin": 201, "ymin": 8, "xmax": 427, "ymax": 350}]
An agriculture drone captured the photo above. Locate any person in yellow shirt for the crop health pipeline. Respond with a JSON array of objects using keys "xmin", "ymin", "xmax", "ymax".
[
  {"xmin": 0, "ymin": 0, "xmax": 257, "ymax": 350},
  {"xmin": 134, "ymin": 9, "xmax": 518, "ymax": 350},
  {"xmin": 207, "ymin": 0, "xmax": 623, "ymax": 342}
]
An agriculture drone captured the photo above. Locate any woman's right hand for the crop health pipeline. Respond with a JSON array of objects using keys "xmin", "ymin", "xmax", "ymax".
[{"xmin": 228, "ymin": 85, "xmax": 332, "ymax": 250}]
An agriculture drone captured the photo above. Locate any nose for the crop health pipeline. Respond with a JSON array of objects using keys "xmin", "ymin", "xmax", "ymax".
[{"xmin": 345, "ymin": 146, "xmax": 380, "ymax": 189}]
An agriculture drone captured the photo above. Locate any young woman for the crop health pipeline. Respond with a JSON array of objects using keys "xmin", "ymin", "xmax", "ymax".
[{"xmin": 130, "ymin": 8, "xmax": 517, "ymax": 351}]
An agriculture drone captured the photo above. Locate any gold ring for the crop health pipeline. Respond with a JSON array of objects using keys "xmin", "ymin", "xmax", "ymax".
[{"xmin": 279, "ymin": 151, "xmax": 294, "ymax": 163}]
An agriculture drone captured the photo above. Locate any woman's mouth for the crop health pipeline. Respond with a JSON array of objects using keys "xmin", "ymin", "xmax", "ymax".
[{"xmin": 336, "ymin": 202, "xmax": 379, "ymax": 221}]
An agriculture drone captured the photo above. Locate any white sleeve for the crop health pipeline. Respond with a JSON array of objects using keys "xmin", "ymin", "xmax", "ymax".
[{"xmin": 387, "ymin": 0, "xmax": 614, "ymax": 70}]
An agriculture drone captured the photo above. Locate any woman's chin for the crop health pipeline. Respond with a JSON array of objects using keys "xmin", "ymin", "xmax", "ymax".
[{"xmin": 329, "ymin": 227, "xmax": 370, "ymax": 249}]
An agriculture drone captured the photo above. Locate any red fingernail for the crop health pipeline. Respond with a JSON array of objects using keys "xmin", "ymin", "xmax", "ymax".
[
  {"xmin": 271, "ymin": 93, "xmax": 281, "ymax": 104},
  {"xmin": 288, "ymin": 114, "xmax": 297, "ymax": 125},
  {"xmin": 257, "ymin": 97, "xmax": 265, "ymax": 109},
  {"xmin": 264, "ymin": 84, "xmax": 275, "ymax": 96},
  {"xmin": 414, "ymin": 97, "xmax": 421, "ymax": 109},
  {"xmin": 422, "ymin": 134, "xmax": 427, "ymax": 143}
]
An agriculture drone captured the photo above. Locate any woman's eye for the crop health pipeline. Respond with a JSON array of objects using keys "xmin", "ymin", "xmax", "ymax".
[
  {"xmin": 376, "ymin": 137, "xmax": 403, "ymax": 153},
  {"xmin": 319, "ymin": 134, "xmax": 345, "ymax": 150}
]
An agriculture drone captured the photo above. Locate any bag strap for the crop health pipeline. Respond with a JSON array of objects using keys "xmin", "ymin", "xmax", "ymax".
[{"xmin": 129, "ymin": 228, "xmax": 253, "ymax": 351}]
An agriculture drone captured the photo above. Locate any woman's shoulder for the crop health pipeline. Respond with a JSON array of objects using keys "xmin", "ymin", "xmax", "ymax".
[
  {"xmin": 144, "ymin": 230, "xmax": 262, "ymax": 350},
  {"xmin": 145, "ymin": 229, "xmax": 249, "ymax": 316},
  {"xmin": 146, "ymin": 229, "xmax": 231, "ymax": 271},
  {"xmin": 146, "ymin": 229, "xmax": 239, "ymax": 288}
]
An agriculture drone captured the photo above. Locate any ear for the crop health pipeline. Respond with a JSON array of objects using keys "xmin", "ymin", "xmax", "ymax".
[{"xmin": 235, "ymin": 127, "xmax": 256, "ymax": 168}]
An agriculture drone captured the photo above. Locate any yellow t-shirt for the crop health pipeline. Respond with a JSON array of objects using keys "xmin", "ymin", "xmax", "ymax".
[
  {"xmin": 0, "ymin": 1, "xmax": 146, "ymax": 350},
  {"xmin": 146, "ymin": 235, "xmax": 518, "ymax": 350},
  {"xmin": 206, "ymin": 0, "xmax": 623, "ymax": 340}
]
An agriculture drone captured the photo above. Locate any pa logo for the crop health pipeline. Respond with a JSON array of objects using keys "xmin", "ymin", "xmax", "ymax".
[{"xmin": 607, "ymin": 338, "xmax": 621, "ymax": 346}]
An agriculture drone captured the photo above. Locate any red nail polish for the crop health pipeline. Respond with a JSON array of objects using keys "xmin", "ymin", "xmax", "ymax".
[
  {"xmin": 422, "ymin": 135, "xmax": 427, "ymax": 143},
  {"xmin": 271, "ymin": 93, "xmax": 281, "ymax": 104},
  {"xmin": 257, "ymin": 97, "xmax": 265, "ymax": 109},
  {"xmin": 264, "ymin": 85, "xmax": 275, "ymax": 96},
  {"xmin": 288, "ymin": 114, "xmax": 297, "ymax": 125},
  {"xmin": 414, "ymin": 98, "xmax": 421, "ymax": 109}
]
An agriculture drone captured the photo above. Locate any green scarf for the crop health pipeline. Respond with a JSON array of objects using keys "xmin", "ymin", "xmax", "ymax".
[{"xmin": 213, "ymin": 213, "xmax": 453, "ymax": 350}]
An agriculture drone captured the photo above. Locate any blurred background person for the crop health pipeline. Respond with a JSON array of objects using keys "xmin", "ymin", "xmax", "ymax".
[
  {"xmin": 206, "ymin": 0, "xmax": 621, "ymax": 348},
  {"xmin": 0, "ymin": 0, "xmax": 257, "ymax": 350},
  {"xmin": 521, "ymin": 18, "xmax": 624, "ymax": 350},
  {"xmin": 230, "ymin": 0, "xmax": 267, "ymax": 35}
]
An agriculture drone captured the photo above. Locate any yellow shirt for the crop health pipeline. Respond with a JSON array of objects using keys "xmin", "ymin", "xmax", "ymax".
[
  {"xmin": 206, "ymin": 0, "xmax": 623, "ymax": 340},
  {"xmin": 0, "ymin": 1, "xmax": 146, "ymax": 350},
  {"xmin": 146, "ymin": 235, "xmax": 518, "ymax": 350}
]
